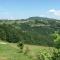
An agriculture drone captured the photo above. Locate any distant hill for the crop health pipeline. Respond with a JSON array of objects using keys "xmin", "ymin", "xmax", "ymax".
[
  {"xmin": 0, "ymin": 16, "xmax": 59, "ymax": 21},
  {"xmin": 26, "ymin": 16, "xmax": 57, "ymax": 21}
]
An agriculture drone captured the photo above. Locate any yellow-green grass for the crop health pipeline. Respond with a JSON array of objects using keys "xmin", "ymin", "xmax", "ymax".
[{"xmin": 0, "ymin": 42, "xmax": 57, "ymax": 60}]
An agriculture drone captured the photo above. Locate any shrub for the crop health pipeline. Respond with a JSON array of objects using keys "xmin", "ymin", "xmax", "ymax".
[{"xmin": 17, "ymin": 42, "xmax": 24, "ymax": 53}]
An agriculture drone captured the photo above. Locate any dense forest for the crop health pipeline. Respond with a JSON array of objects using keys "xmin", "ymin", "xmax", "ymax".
[{"xmin": 0, "ymin": 17, "xmax": 60, "ymax": 48}]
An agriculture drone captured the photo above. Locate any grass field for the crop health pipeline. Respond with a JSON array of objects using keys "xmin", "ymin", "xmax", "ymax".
[{"xmin": 0, "ymin": 41, "xmax": 57, "ymax": 60}]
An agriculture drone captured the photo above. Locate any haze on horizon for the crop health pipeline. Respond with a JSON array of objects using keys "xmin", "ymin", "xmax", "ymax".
[{"xmin": 0, "ymin": 0, "xmax": 60, "ymax": 19}]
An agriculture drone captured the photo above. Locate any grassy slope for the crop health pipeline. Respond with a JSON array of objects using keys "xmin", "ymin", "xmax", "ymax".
[{"xmin": 0, "ymin": 42, "xmax": 57, "ymax": 60}]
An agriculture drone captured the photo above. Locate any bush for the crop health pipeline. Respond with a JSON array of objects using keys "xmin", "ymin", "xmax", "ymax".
[{"xmin": 17, "ymin": 42, "xmax": 24, "ymax": 53}]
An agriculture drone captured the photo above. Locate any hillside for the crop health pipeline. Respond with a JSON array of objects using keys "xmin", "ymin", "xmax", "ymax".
[
  {"xmin": 0, "ymin": 17, "xmax": 60, "ymax": 47},
  {"xmin": 0, "ymin": 17, "xmax": 60, "ymax": 60}
]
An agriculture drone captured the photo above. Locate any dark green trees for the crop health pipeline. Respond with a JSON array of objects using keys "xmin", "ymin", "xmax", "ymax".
[{"xmin": 17, "ymin": 42, "xmax": 24, "ymax": 52}]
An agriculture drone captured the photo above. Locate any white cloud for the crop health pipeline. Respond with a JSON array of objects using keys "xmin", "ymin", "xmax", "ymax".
[
  {"xmin": 49, "ymin": 9, "xmax": 60, "ymax": 16},
  {"xmin": 49, "ymin": 9, "xmax": 55, "ymax": 12}
]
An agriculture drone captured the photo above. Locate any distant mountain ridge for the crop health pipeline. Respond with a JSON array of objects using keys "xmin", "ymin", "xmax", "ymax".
[
  {"xmin": 0, "ymin": 16, "xmax": 59, "ymax": 21},
  {"xmin": 26, "ymin": 16, "xmax": 58, "ymax": 21}
]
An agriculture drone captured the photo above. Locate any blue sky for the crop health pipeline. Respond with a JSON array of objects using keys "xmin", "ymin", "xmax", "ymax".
[{"xmin": 0, "ymin": 0, "xmax": 60, "ymax": 19}]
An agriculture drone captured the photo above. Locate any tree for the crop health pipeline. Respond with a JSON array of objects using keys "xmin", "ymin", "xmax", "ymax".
[
  {"xmin": 17, "ymin": 42, "xmax": 24, "ymax": 53},
  {"xmin": 51, "ymin": 31, "xmax": 60, "ymax": 60}
]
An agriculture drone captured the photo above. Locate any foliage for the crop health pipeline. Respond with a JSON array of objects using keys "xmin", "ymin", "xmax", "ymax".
[{"xmin": 17, "ymin": 42, "xmax": 24, "ymax": 52}]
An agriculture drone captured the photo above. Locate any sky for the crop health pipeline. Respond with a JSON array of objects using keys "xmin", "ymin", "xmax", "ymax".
[{"xmin": 0, "ymin": 0, "xmax": 60, "ymax": 19}]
